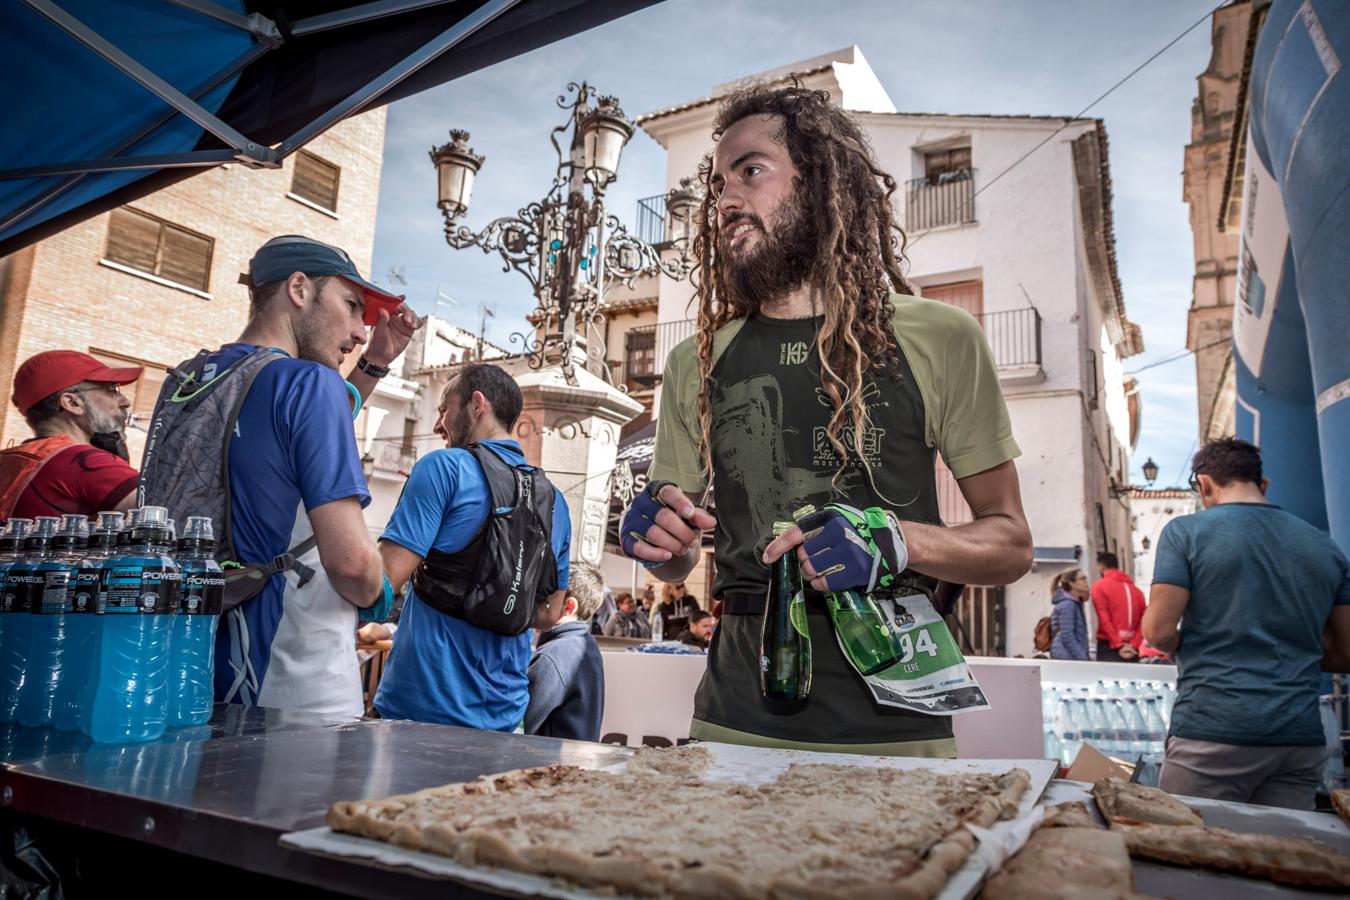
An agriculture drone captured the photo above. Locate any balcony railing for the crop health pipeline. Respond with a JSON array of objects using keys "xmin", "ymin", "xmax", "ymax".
[
  {"xmin": 373, "ymin": 441, "xmax": 418, "ymax": 475},
  {"xmin": 621, "ymin": 318, "xmax": 697, "ymax": 384},
  {"xmin": 976, "ymin": 307, "xmax": 1042, "ymax": 369},
  {"xmin": 636, "ymin": 194, "xmax": 669, "ymax": 246},
  {"xmin": 905, "ymin": 169, "xmax": 976, "ymax": 231}
]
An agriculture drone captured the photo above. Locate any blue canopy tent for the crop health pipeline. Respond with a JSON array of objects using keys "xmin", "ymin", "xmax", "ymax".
[{"xmin": 0, "ymin": 0, "xmax": 660, "ymax": 257}]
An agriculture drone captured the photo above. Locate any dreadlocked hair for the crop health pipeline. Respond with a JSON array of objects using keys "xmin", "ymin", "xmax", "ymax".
[{"xmin": 691, "ymin": 84, "xmax": 916, "ymax": 491}]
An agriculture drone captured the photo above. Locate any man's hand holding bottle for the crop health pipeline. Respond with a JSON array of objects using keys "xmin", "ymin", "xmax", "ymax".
[
  {"xmin": 762, "ymin": 503, "xmax": 908, "ymax": 594},
  {"xmin": 620, "ymin": 481, "xmax": 716, "ymax": 570}
]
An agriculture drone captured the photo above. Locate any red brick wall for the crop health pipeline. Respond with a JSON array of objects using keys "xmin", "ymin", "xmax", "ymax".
[{"xmin": 0, "ymin": 109, "xmax": 387, "ymax": 465}]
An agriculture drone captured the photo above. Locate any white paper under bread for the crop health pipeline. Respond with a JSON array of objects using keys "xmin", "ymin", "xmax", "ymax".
[{"xmin": 281, "ymin": 742, "xmax": 1057, "ymax": 900}]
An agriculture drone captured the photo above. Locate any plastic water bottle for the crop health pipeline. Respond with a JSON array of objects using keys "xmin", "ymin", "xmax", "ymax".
[
  {"xmin": 87, "ymin": 506, "xmax": 180, "ymax": 744},
  {"xmin": 1044, "ymin": 726, "xmax": 1062, "ymax": 762},
  {"xmin": 0, "ymin": 520, "xmax": 33, "ymax": 662},
  {"xmin": 1121, "ymin": 698, "xmax": 1149, "ymax": 758},
  {"xmin": 76, "ymin": 510, "xmax": 140, "ymax": 733},
  {"xmin": 51, "ymin": 512, "xmax": 122, "ymax": 732},
  {"xmin": 1059, "ymin": 698, "xmax": 1083, "ymax": 767},
  {"xmin": 0, "ymin": 517, "xmax": 61, "ymax": 722},
  {"xmin": 17, "ymin": 515, "xmax": 88, "ymax": 726},
  {"xmin": 1088, "ymin": 698, "xmax": 1114, "ymax": 753},
  {"xmin": 1143, "ymin": 697, "xmax": 1167, "ymax": 756},
  {"xmin": 166, "ymin": 516, "xmax": 223, "ymax": 728},
  {"xmin": 652, "ymin": 612, "xmax": 663, "ymax": 642}
]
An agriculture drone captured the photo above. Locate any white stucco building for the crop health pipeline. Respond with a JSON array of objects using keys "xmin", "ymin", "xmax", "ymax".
[
  {"xmin": 1129, "ymin": 488, "xmax": 1200, "ymax": 592},
  {"xmin": 356, "ymin": 315, "xmax": 506, "ymax": 536},
  {"xmin": 630, "ymin": 47, "xmax": 1144, "ymax": 656}
]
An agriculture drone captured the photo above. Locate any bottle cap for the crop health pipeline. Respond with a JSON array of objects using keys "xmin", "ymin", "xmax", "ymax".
[
  {"xmin": 771, "ymin": 520, "xmax": 795, "ymax": 538},
  {"xmin": 138, "ymin": 506, "xmax": 169, "ymax": 527},
  {"xmin": 123, "ymin": 508, "xmax": 143, "ymax": 529},
  {"xmin": 59, "ymin": 514, "xmax": 89, "ymax": 537},
  {"xmin": 32, "ymin": 516, "xmax": 61, "ymax": 537},
  {"xmin": 95, "ymin": 511, "xmax": 124, "ymax": 533},
  {"xmin": 4, "ymin": 519, "xmax": 32, "ymax": 538},
  {"xmin": 182, "ymin": 516, "xmax": 215, "ymax": 541}
]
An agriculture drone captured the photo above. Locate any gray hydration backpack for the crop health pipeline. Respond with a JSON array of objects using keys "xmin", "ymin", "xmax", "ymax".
[{"xmin": 137, "ymin": 348, "xmax": 317, "ymax": 611}]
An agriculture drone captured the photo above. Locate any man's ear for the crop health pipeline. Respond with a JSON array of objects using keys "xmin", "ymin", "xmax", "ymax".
[
  {"xmin": 285, "ymin": 271, "xmax": 310, "ymax": 309},
  {"xmin": 57, "ymin": 391, "xmax": 84, "ymax": 417},
  {"xmin": 1259, "ymin": 478, "xmax": 1270, "ymax": 496},
  {"xmin": 565, "ymin": 594, "xmax": 579, "ymax": 616}
]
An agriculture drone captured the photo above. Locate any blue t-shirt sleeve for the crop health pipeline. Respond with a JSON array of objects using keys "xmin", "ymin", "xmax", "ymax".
[
  {"xmin": 551, "ymin": 488, "xmax": 571, "ymax": 591},
  {"xmin": 1152, "ymin": 520, "xmax": 1192, "ymax": 589},
  {"xmin": 382, "ymin": 451, "xmax": 462, "ymax": 557},
  {"xmin": 285, "ymin": 366, "xmax": 370, "ymax": 511}
]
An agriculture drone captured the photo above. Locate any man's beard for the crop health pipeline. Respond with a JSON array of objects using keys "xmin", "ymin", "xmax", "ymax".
[
  {"xmin": 716, "ymin": 195, "xmax": 819, "ymax": 314},
  {"xmin": 85, "ymin": 406, "xmax": 129, "ymax": 461},
  {"xmin": 294, "ymin": 311, "xmax": 337, "ymax": 369},
  {"xmin": 447, "ymin": 403, "xmax": 474, "ymax": 448}
]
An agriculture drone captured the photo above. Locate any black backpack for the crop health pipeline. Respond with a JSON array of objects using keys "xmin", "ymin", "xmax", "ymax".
[{"xmin": 411, "ymin": 444, "xmax": 558, "ymax": 636}]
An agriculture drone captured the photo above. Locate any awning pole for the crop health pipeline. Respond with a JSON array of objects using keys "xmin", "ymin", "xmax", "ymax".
[
  {"xmin": 290, "ymin": 0, "xmax": 458, "ymax": 37},
  {"xmin": 167, "ymin": 0, "xmax": 282, "ymax": 46}
]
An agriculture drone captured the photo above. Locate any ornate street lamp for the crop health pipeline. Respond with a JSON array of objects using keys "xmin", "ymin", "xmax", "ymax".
[
  {"xmin": 431, "ymin": 83, "xmax": 697, "ymax": 383},
  {"xmin": 1141, "ymin": 457, "xmax": 1159, "ymax": 485}
]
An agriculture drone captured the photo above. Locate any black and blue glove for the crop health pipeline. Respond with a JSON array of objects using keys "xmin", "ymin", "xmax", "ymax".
[
  {"xmin": 620, "ymin": 480, "xmax": 679, "ymax": 565},
  {"xmin": 795, "ymin": 503, "xmax": 908, "ymax": 593}
]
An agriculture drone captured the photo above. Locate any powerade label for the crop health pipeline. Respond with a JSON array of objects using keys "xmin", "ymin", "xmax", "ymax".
[
  {"xmin": 1, "ymin": 574, "xmax": 26, "ymax": 612},
  {"xmin": 39, "ymin": 570, "xmax": 74, "ymax": 614},
  {"xmin": 102, "ymin": 564, "xmax": 180, "ymax": 614},
  {"xmin": 71, "ymin": 568, "xmax": 103, "ymax": 614},
  {"xmin": 179, "ymin": 571, "xmax": 224, "ymax": 616},
  {"xmin": 7, "ymin": 572, "xmax": 44, "ymax": 613}
]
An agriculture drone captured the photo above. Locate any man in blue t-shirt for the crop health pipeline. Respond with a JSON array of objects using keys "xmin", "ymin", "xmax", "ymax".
[
  {"xmin": 213, "ymin": 236, "xmax": 421, "ymax": 717},
  {"xmin": 1144, "ymin": 438, "xmax": 1350, "ymax": 810},
  {"xmin": 374, "ymin": 364, "xmax": 571, "ymax": 730}
]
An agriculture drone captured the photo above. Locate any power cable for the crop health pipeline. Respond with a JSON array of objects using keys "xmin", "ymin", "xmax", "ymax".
[{"xmin": 1125, "ymin": 336, "xmax": 1231, "ymax": 375}]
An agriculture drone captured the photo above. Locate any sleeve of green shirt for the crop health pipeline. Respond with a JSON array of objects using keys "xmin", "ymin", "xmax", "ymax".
[
  {"xmin": 891, "ymin": 294, "xmax": 1021, "ymax": 479},
  {"xmin": 648, "ymin": 337, "xmax": 708, "ymax": 493}
]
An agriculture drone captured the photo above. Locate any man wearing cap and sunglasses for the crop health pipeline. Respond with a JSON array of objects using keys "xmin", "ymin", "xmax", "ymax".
[
  {"xmin": 138, "ymin": 234, "xmax": 421, "ymax": 717},
  {"xmin": 1, "ymin": 350, "xmax": 144, "ymax": 520}
]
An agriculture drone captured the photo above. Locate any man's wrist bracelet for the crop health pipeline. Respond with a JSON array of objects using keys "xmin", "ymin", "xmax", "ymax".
[{"xmin": 356, "ymin": 356, "xmax": 390, "ymax": 378}]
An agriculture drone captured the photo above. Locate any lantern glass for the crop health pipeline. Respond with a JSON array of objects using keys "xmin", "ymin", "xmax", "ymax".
[
  {"xmin": 437, "ymin": 159, "xmax": 476, "ymax": 217},
  {"xmin": 584, "ymin": 118, "xmax": 631, "ymax": 185},
  {"xmin": 1142, "ymin": 456, "xmax": 1159, "ymax": 484}
]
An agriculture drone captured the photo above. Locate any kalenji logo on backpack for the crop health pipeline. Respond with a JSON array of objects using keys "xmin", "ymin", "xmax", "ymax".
[{"xmin": 412, "ymin": 444, "xmax": 557, "ymax": 636}]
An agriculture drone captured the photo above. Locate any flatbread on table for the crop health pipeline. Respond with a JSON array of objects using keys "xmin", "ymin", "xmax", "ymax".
[
  {"xmin": 1041, "ymin": 800, "xmax": 1099, "ymax": 829},
  {"xmin": 327, "ymin": 746, "xmax": 1031, "ymax": 900},
  {"xmin": 983, "ymin": 826, "xmax": 1140, "ymax": 900},
  {"xmin": 1091, "ymin": 778, "xmax": 1203, "ymax": 827},
  {"xmin": 1118, "ymin": 821, "xmax": 1350, "ymax": 890},
  {"xmin": 1331, "ymin": 788, "xmax": 1350, "ymax": 828}
]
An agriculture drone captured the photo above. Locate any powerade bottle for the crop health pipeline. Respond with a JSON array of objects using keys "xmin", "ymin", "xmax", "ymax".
[
  {"xmin": 17, "ymin": 514, "xmax": 88, "ymax": 726},
  {"xmin": 0, "ymin": 516, "xmax": 60, "ymax": 722},
  {"xmin": 52, "ymin": 511, "xmax": 122, "ymax": 732},
  {"xmin": 166, "ymin": 516, "xmax": 223, "ymax": 727},
  {"xmin": 825, "ymin": 589, "xmax": 906, "ymax": 676},
  {"xmin": 0, "ymin": 520, "xmax": 33, "ymax": 656},
  {"xmin": 760, "ymin": 520, "xmax": 812, "ymax": 703},
  {"xmin": 88, "ymin": 506, "xmax": 180, "ymax": 743},
  {"xmin": 79, "ymin": 509, "xmax": 141, "ymax": 734}
]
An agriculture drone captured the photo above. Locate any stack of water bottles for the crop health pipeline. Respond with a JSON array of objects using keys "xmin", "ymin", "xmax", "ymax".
[
  {"xmin": 0, "ymin": 506, "xmax": 224, "ymax": 743},
  {"xmin": 1041, "ymin": 678, "xmax": 1176, "ymax": 769}
]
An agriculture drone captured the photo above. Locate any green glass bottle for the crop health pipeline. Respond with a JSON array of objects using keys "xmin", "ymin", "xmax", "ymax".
[
  {"xmin": 827, "ymin": 589, "xmax": 905, "ymax": 676},
  {"xmin": 760, "ymin": 521, "xmax": 811, "ymax": 702}
]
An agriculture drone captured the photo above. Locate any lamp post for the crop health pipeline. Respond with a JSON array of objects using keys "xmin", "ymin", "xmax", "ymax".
[{"xmin": 430, "ymin": 83, "xmax": 697, "ymax": 385}]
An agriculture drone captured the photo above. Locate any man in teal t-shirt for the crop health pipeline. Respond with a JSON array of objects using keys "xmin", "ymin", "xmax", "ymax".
[{"xmin": 1144, "ymin": 438, "xmax": 1350, "ymax": 810}]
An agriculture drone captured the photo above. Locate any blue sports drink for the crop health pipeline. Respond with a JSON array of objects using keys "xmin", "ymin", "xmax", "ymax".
[
  {"xmin": 166, "ymin": 516, "xmax": 223, "ymax": 727},
  {"xmin": 52, "ymin": 511, "xmax": 122, "ymax": 732},
  {"xmin": 0, "ymin": 520, "xmax": 33, "ymax": 660},
  {"xmin": 0, "ymin": 517, "xmax": 60, "ymax": 722},
  {"xmin": 87, "ymin": 506, "xmax": 180, "ymax": 744},
  {"xmin": 78, "ymin": 509, "xmax": 140, "ymax": 733},
  {"xmin": 17, "ymin": 514, "xmax": 88, "ymax": 726}
]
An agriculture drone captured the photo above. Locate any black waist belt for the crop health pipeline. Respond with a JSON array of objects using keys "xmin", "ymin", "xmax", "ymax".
[{"xmin": 724, "ymin": 588, "xmax": 829, "ymax": 617}]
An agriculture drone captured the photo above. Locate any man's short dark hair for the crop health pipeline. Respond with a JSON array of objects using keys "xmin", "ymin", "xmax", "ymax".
[
  {"xmin": 248, "ymin": 274, "xmax": 330, "ymax": 315},
  {"xmin": 689, "ymin": 609, "xmax": 712, "ymax": 625},
  {"xmin": 455, "ymin": 363, "xmax": 523, "ymax": 430},
  {"xmin": 1096, "ymin": 551, "xmax": 1119, "ymax": 569},
  {"xmin": 1191, "ymin": 436, "xmax": 1262, "ymax": 487},
  {"xmin": 22, "ymin": 381, "xmax": 91, "ymax": 430}
]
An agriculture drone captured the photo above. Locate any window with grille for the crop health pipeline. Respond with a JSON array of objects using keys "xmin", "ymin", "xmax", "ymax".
[
  {"xmin": 104, "ymin": 208, "xmax": 213, "ymax": 292},
  {"xmin": 291, "ymin": 151, "xmax": 341, "ymax": 212}
]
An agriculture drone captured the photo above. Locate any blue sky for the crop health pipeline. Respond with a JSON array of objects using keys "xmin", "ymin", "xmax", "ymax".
[{"xmin": 372, "ymin": 0, "xmax": 1221, "ymax": 489}]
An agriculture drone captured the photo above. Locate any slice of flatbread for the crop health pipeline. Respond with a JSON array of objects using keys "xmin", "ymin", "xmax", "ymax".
[
  {"xmin": 1092, "ymin": 778, "xmax": 1203, "ymax": 827},
  {"xmin": 1042, "ymin": 800, "xmax": 1099, "ymax": 829},
  {"xmin": 983, "ymin": 826, "xmax": 1138, "ymax": 900},
  {"xmin": 1331, "ymin": 788, "xmax": 1350, "ymax": 828},
  {"xmin": 1119, "ymin": 822, "xmax": 1350, "ymax": 889},
  {"xmin": 328, "ymin": 751, "xmax": 1031, "ymax": 900}
]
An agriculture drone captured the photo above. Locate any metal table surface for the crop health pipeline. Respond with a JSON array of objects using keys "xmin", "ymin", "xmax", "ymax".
[{"xmin": 0, "ymin": 706, "xmax": 630, "ymax": 898}]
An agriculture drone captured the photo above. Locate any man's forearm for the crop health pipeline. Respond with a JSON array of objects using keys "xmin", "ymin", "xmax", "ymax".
[
  {"xmin": 1149, "ymin": 628, "xmax": 1180, "ymax": 655},
  {"xmin": 347, "ymin": 365, "xmax": 380, "ymax": 406},
  {"xmin": 903, "ymin": 515, "xmax": 1032, "ymax": 585}
]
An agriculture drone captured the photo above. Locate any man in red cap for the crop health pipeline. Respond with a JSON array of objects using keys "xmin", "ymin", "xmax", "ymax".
[{"xmin": 1, "ymin": 350, "xmax": 143, "ymax": 519}]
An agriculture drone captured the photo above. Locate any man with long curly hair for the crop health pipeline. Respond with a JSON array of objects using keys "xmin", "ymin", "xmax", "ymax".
[{"xmin": 620, "ymin": 85, "xmax": 1032, "ymax": 756}]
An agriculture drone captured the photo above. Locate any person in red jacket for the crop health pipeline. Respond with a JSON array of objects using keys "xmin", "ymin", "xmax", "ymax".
[{"xmin": 1091, "ymin": 551, "xmax": 1145, "ymax": 662}]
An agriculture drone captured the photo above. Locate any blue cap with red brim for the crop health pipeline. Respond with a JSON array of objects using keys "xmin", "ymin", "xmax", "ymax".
[{"xmin": 244, "ymin": 235, "xmax": 404, "ymax": 325}]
